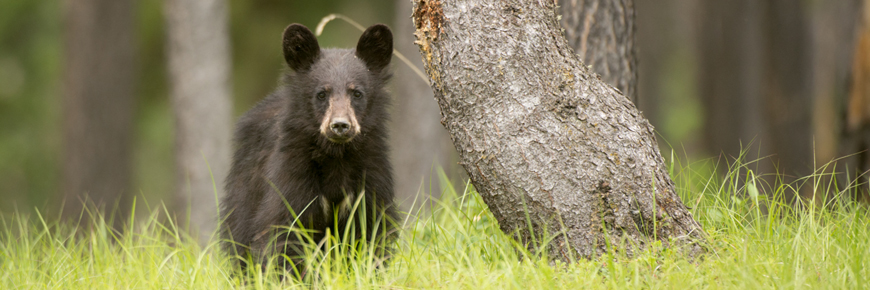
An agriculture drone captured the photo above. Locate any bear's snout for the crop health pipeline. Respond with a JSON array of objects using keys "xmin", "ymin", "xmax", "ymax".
[{"xmin": 320, "ymin": 95, "xmax": 360, "ymax": 143}]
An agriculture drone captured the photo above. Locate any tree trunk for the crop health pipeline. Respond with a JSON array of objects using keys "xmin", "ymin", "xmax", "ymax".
[
  {"xmin": 391, "ymin": 0, "xmax": 455, "ymax": 208},
  {"xmin": 412, "ymin": 0, "xmax": 704, "ymax": 261},
  {"xmin": 632, "ymin": 0, "xmax": 670, "ymax": 140},
  {"xmin": 62, "ymin": 0, "xmax": 136, "ymax": 229},
  {"xmin": 811, "ymin": 0, "xmax": 862, "ymax": 175},
  {"xmin": 165, "ymin": 0, "xmax": 233, "ymax": 242},
  {"xmin": 634, "ymin": 0, "xmax": 701, "ymax": 153},
  {"xmin": 843, "ymin": 1, "xmax": 870, "ymax": 203},
  {"xmin": 558, "ymin": 0, "xmax": 637, "ymax": 104},
  {"xmin": 760, "ymin": 0, "xmax": 814, "ymax": 198},
  {"xmin": 697, "ymin": 0, "xmax": 767, "ymax": 170},
  {"xmin": 698, "ymin": 0, "xmax": 815, "ymax": 200}
]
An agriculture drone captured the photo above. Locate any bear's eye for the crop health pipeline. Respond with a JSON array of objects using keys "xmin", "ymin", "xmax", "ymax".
[
  {"xmin": 316, "ymin": 91, "xmax": 327, "ymax": 100},
  {"xmin": 352, "ymin": 90, "xmax": 363, "ymax": 99}
]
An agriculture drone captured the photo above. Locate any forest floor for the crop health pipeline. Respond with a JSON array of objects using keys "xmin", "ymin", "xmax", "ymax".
[{"xmin": 2, "ymin": 154, "xmax": 869, "ymax": 289}]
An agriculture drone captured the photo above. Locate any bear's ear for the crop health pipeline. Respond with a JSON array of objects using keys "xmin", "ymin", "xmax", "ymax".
[
  {"xmin": 282, "ymin": 24, "xmax": 320, "ymax": 71},
  {"xmin": 355, "ymin": 24, "xmax": 393, "ymax": 72}
]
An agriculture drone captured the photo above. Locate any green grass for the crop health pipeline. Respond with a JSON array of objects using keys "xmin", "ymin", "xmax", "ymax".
[{"xmin": 2, "ymin": 156, "xmax": 870, "ymax": 289}]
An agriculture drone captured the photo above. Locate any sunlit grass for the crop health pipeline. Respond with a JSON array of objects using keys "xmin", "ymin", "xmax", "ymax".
[{"xmin": 2, "ymin": 155, "xmax": 870, "ymax": 289}]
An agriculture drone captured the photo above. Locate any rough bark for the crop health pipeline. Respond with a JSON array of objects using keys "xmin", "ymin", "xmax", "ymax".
[
  {"xmin": 61, "ymin": 0, "xmax": 136, "ymax": 229},
  {"xmin": 558, "ymin": 0, "xmax": 637, "ymax": 104},
  {"xmin": 165, "ymin": 0, "xmax": 233, "ymax": 242},
  {"xmin": 412, "ymin": 0, "xmax": 704, "ymax": 261},
  {"xmin": 391, "ymin": 0, "xmax": 455, "ymax": 207}
]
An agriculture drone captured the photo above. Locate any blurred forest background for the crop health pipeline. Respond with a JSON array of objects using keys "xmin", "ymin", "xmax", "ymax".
[{"xmin": 0, "ymin": 0, "xmax": 868, "ymax": 234}]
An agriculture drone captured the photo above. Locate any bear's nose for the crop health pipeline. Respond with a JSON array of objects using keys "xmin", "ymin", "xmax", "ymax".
[{"xmin": 330, "ymin": 119, "xmax": 350, "ymax": 135}]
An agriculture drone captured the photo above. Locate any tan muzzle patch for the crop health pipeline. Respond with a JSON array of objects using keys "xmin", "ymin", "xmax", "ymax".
[{"xmin": 319, "ymin": 95, "xmax": 360, "ymax": 143}]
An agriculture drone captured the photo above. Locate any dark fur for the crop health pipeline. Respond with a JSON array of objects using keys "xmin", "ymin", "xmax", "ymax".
[{"xmin": 221, "ymin": 23, "xmax": 397, "ymax": 271}]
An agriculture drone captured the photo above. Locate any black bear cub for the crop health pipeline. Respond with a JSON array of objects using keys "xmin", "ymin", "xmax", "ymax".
[{"xmin": 221, "ymin": 23, "xmax": 397, "ymax": 271}]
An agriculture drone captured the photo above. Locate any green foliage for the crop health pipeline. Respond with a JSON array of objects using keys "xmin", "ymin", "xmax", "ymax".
[
  {"xmin": 3, "ymin": 161, "xmax": 870, "ymax": 289},
  {"xmin": 0, "ymin": 0, "xmax": 61, "ymax": 211}
]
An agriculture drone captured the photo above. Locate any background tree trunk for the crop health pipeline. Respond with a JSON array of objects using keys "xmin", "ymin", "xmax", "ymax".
[
  {"xmin": 634, "ymin": 0, "xmax": 701, "ymax": 154},
  {"xmin": 558, "ymin": 0, "xmax": 637, "ymax": 104},
  {"xmin": 697, "ymin": 0, "xmax": 827, "ymax": 201},
  {"xmin": 61, "ymin": 0, "xmax": 136, "ymax": 229},
  {"xmin": 760, "ymin": 0, "xmax": 814, "ymax": 200},
  {"xmin": 632, "ymin": 0, "xmax": 670, "ymax": 142},
  {"xmin": 412, "ymin": 0, "xmax": 704, "ymax": 261},
  {"xmin": 697, "ymin": 0, "xmax": 767, "ymax": 171},
  {"xmin": 811, "ymin": 0, "xmax": 861, "ymax": 183},
  {"xmin": 165, "ymin": 0, "xmax": 232, "ymax": 242},
  {"xmin": 391, "ymin": 0, "xmax": 456, "ymax": 208},
  {"xmin": 843, "ymin": 0, "xmax": 870, "ymax": 203}
]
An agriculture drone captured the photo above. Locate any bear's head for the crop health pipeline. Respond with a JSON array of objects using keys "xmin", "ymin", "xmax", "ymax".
[{"xmin": 281, "ymin": 23, "xmax": 393, "ymax": 145}]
